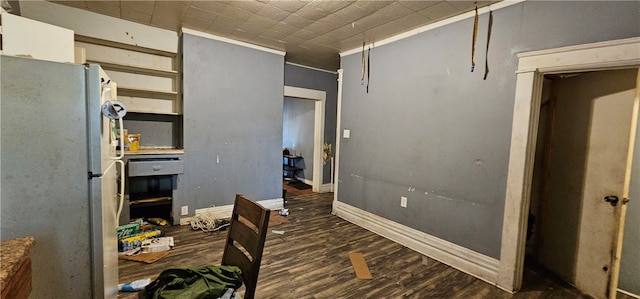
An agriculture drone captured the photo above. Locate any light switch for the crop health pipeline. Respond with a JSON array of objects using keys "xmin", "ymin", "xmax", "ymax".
[{"xmin": 343, "ymin": 129, "xmax": 350, "ymax": 139}]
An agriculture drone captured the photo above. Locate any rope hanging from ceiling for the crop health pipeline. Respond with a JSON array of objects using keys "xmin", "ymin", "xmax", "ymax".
[
  {"xmin": 366, "ymin": 47, "xmax": 371, "ymax": 93},
  {"xmin": 361, "ymin": 41, "xmax": 366, "ymax": 85},
  {"xmin": 471, "ymin": 4, "xmax": 479, "ymax": 72},
  {"xmin": 483, "ymin": 10, "xmax": 494, "ymax": 80}
]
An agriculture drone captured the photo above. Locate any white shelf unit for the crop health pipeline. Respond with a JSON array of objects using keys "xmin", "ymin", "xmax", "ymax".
[{"xmin": 75, "ymin": 35, "xmax": 181, "ymax": 115}]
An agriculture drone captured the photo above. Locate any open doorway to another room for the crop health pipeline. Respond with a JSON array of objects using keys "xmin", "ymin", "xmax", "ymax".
[
  {"xmin": 283, "ymin": 96, "xmax": 314, "ymax": 192},
  {"xmin": 524, "ymin": 68, "xmax": 639, "ymax": 299},
  {"xmin": 282, "ymin": 86, "xmax": 326, "ymax": 197}
]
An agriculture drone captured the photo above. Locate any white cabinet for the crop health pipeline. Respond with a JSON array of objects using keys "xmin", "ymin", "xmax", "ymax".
[{"xmin": 0, "ymin": 9, "xmax": 74, "ymax": 63}]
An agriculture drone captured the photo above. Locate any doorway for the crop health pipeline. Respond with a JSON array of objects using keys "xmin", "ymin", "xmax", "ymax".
[
  {"xmin": 282, "ymin": 86, "xmax": 326, "ymax": 193},
  {"xmin": 525, "ymin": 69, "xmax": 638, "ymax": 298},
  {"xmin": 497, "ymin": 37, "xmax": 640, "ymax": 297}
]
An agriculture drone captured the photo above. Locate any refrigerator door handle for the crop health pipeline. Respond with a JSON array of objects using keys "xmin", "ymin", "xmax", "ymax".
[
  {"xmin": 112, "ymin": 118, "xmax": 125, "ymax": 160},
  {"xmin": 104, "ymin": 159, "xmax": 125, "ymax": 226},
  {"xmin": 115, "ymin": 159, "xmax": 125, "ymax": 225}
]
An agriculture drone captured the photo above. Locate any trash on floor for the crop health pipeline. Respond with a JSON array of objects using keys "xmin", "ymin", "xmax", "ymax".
[
  {"xmin": 142, "ymin": 237, "xmax": 174, "ymax": 253},
  {"xmin": 119, "ymin": 251, "xmax": 170, "ymax": 264},
  {"xmin": 147, "ymin": 217, "xmax": 168, "ymax": 226},
  {"xmin": 279, "ymin": 208, "xmax": 289, "ymax": 216},
  {"xmin": 118, "ymin": 230, "xmax": 162, "ymax": 252},
  {"xmin": 271, "ymin": 230, "xmax": 285, "ymax": 235},
  {"xmin": 118, "ymin": 278, "xmax": 151, "ymax": 292},
  {"xmin": 268, "ymin": 211, "xmax": 289, "ymax": 227},
  {"xmin": 349, "ymin": 251, "xmax": 372, "ymax": 280}
]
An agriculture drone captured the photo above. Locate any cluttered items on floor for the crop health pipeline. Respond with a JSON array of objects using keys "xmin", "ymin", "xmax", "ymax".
[
  {"xmin": 138, "ymin": 265, "xmax": 243, "ymax": 299},
  {"xmin": 117, "ymin": 218, "xmax": 174, "ymax": 264}
]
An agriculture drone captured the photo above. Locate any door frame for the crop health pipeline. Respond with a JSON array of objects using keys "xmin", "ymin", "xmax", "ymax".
[
  {"xmin": 283, "ymin": 85, "xmax": 326, "ymax": 193},
  {"xmin": 496, "ymin": 37, "xmax": 640, "ymax": 293}
]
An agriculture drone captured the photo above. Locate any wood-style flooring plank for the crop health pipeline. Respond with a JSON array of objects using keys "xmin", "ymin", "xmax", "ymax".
[{"xmin": 118, "ymin": 191, "xmax": 629, "ymax": 299}]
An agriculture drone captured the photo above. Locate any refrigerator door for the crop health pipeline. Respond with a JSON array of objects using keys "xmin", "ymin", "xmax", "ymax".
[
  {"xmin": 1, "ymin": 56, "xmax": 93, "ymax": 298},
  {"xmin": 86, "ymin": 64, "xmax": 120, "ymax": 299}
]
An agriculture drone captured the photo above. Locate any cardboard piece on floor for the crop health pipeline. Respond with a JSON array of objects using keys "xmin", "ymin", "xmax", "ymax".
[
  {"xmin": 348, "ymin": 252, "xmax": 372, "ymax": 279},
  {"xmin": 269, "ymin": 211, "xmax": 289, "ymax": 227},
  {"xmin": 119, "ymin": 251, "xmax": 170, "ymax": 264}
]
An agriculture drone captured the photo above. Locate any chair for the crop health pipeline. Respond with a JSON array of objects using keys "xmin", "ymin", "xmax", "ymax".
[{"xmin": 222, "ymin": 194, "xmax": 270, "ymax": 299}]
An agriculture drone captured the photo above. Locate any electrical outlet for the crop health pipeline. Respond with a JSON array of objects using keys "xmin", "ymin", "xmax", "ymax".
[
  {"xmin": 181, "ymin": 205, "xmax": 189, "ymax": 216},
  {"xmin": 400, "ymin": 196, "xmax": 407, "ymax": 208}
]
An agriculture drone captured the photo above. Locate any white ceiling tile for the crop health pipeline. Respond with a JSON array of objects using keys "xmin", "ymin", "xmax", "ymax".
[
  {"xmin": 281, "ymin": 13, "xmax": 314, "ymax": 28},
  {"xmin": 219, "ymin": 5, "xmax": 253, "ymax": 22},
  {"xmin": 121, "ymin": 9, "xmax": 152, "ymax": 25},
  {"xmin": 267, "ymin": 0, "xmax": 307, "ymax": 13},
  {"xmin": 185, "ymin": 6, "xmax": 219, "ymax": 22},
  {"xmin": 294, "ymin": 3, "xmax": 332, "ymax": 21},
  {"xmin": 86, "ymin": 1, "xmax": 121, "ymax": 17},
  {"xmin": 190, "ymin": 1, "xmax": 228, "ymax": 13},
  {"xmin": 238, "ymin": 14, "xmax": 279, "ymax": 35},
  {"xmin": 307, "ymin": 0, "xmax": 354, "ymax": 13},
  {"xmin": 353, "ymin": 2, "xmax": 413, "ymax": 30},
  {"xmin": 417, "ymin": 1, "xmax": 459, "ymax": 21},
  {"xmin": 120, "ymin": 1, "xmax": 155, "ymax": 15},
  {"xmin": 398, "ymin": 0, "xmax": 441, "ymax": 12},
  {"xmin": 182, "ymin": 16, "xmax": 213, "ymax": 31},
  {"xmin": 353, "ymin": 1, "xmax": 395, "ymax": 14},
  {"xmin": 227, "ymin": 0, "xmax": 265, "ymax": 14},
  {"xmin": 207, "ymin": 14, "xmax": 243, "ymax": 36},
  {"xmin": 256, "ymin": 4, "xmax": 290, "ymax": 22}
]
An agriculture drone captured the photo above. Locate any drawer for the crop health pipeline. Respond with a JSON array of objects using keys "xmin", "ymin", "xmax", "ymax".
[{"xmin": 128, "ymin": 159, "xmax": 183, "ymax": 177}]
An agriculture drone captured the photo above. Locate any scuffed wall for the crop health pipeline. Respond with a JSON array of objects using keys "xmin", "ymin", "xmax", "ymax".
[{"xmin": 337, "ymin": 1, "xmax": 640, "ymax": 259}]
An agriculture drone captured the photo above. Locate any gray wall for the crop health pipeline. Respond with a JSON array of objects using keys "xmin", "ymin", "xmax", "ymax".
[
  {"xmin": 182, "ymin": 33, "xmax": 284, "ymax": 210},
  {"xmin": 283, "ymin": 96, "xmax": 315, "ymax": 181},
  {"xmin": 284, "ymin": 64, "xmax": 338, "ymax": 184},
  {"xmin": 123, "ymin": 113, "xmax": 182, "ymax": 148},
  {"xmin": 338, "ymin": 1, "xmax": 640, "ymax": 260}
]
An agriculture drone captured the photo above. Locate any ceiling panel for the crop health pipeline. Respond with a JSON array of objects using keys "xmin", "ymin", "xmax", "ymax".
[{"xmin": 49, "ymin": 0, "xmax": 502, "ymax": 71}]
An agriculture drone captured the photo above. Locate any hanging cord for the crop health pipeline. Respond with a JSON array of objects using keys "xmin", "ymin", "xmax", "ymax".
[
  {"xmin": 471, "ymin": 4, "xmax": 479, "ymax": 72},
  {"xmin": 366, "ymin": 47, "xmax": 371, "ymax": 93},
  {"xmin": 361, "ymin": 41, "xmax": 366, "ymax": 85},
  {"xmin": 483, "ymin": 10, "xmax": 494, "ymax": 80}
]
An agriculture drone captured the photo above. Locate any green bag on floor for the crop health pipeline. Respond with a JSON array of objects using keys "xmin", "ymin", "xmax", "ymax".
[{"xmin": 138, "ymin": 265, "xmax": 243, "ymax": 299}]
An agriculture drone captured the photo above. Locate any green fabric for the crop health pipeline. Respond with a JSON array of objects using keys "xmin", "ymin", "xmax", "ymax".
[{"xmin": 138, "ymin": 265, "xmax": 243, "ymax": 299}]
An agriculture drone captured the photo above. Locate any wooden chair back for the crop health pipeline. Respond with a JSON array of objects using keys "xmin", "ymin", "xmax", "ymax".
[{"xmin": 222, "ymin": 194, "xmax": 270, "ymax": 299}]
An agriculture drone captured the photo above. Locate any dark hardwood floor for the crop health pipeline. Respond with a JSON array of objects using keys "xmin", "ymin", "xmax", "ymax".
[{"xmin": 118, "ymin": 190, "xmax": 631, "ymax": 299}]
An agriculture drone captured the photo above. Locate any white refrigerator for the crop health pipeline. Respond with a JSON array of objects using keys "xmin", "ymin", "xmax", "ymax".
[{"xmin": 0, "ymin": 55, "xmax": 125, "ymax": 298}]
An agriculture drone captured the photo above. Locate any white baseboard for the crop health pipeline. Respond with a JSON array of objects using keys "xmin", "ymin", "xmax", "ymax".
[
  {"xmin": 319, "ymin": 183, "xmax": 333, "ymax": 193},
  {"xmin": 619, "ymin": 289, "xmax": 640, "ymax": 299},
  {"xmin": 179, "ymin": 198, "xmax": 284, "ymax": 225},
  {"xmin": 332, "ymin": 201, "xmax": 500, "ymax": 285}
]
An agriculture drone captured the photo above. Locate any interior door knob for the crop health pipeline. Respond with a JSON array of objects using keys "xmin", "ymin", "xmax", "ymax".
[{"xmin": 605, "ymin": 195, "xmax": 619, "ymax": 207}]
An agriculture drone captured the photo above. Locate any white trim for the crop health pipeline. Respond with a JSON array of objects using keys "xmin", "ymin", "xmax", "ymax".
[
  {"xmin": 517, "ymin": 37, "xmax": 640, "ymax": 74},
  {"xmin": 333, "ymin": 201, "xmax": 500, "ymax": 285},
  {"xmin": 334, "ymin": 70, "xmax": 344, "ymax": 204},
  {"xmin": 286, "ymin": 62, "xmax": 338, "ymax": 74},
  {"xmin": 340, "ymin": 0, "xmax": 524, "ymax": 57},
  {"xmin": 498, "ymin": 37, "xmax": 640, "ymax": 293},
  {"xmin": 284, "ymin": 86, "xmax": 326, "ymax": 193},
  {"xmin": 181, "ymin": 28, "xmax": 285, "ymax": 56},
  {"xmin": 618, "ymin": 289, "xmax": 640, "ymax": 299},
  {"xmin": 284, "ymin": 86, "xmax": 326, "ymax": 100},
  {"xmin": 320, "ymin": 183, "xmax": 333, "ymax": 193},
  {"xmin": 179, "ymin": 198, "xmax": 284, "ymax": 225}
]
